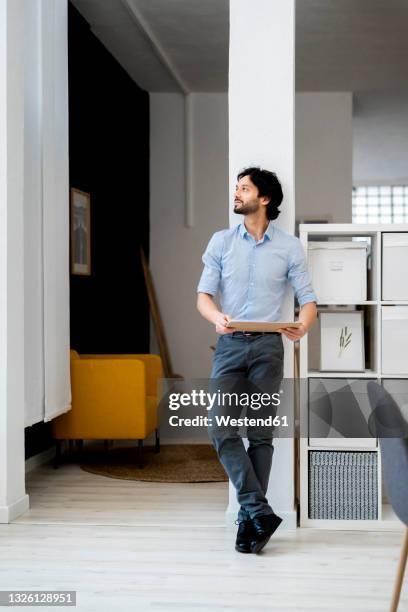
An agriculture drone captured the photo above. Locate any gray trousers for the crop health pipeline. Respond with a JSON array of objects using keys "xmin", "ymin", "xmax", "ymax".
[{"xmin": 208, "ymin": 332, "xmax": 284, "ymax": 522}]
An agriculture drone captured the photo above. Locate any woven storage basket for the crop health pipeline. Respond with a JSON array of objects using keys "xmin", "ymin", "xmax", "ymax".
[{"xmin": 309, "ymin": 450, "xmax": 378, "ymax": 520}]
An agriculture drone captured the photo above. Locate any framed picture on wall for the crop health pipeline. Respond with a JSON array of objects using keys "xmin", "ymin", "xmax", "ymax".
[
  {"xmin": 70, "ymin": 188, "xmax": 91, "ymax": 275},
  {"xmin": 320, "ymin": 311, "xmax": 365, "ymax": 371}
]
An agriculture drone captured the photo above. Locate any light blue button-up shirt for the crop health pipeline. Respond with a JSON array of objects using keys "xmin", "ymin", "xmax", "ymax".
[{"xmin": 197, "ymin": 222, "xmax": 316, "ymax": 321}]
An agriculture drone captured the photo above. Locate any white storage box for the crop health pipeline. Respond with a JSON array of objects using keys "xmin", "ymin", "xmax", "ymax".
[
  {"xmin": 382, "ymin": 306, "xmax": 408, "ymax": 375},
  {"xmin": 308, "ymin": 242, "xmax": 367, "ymax": 303},
  {"xmin": 382, "ymin": 233, "xmax": 408, "ymax": 300}
]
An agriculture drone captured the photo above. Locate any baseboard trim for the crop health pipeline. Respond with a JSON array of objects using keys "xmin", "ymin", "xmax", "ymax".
[
  {"xmin": 0, "ymin": 494, "xmax": 30, "ymax": 523},
  {"xmin": 25, "ymin": 446, "xmax": 55, "ymax": 473}
]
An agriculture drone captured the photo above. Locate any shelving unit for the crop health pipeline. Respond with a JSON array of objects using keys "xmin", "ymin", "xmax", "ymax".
[{"xmin": 299, "ymin": 223, "xmax": 408, "ymax": 530}]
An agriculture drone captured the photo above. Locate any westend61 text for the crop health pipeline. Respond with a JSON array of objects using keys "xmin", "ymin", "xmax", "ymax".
[{"xmin": 168, "ymin": 415, "xmax": 289, "ymax": 427}]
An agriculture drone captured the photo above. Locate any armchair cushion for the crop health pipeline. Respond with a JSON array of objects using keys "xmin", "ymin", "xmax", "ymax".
[
  {"xmin": 52, "ymin": 353, "xmax": 162, "ymax": 442},
  {"xmin": 80, "ymin": 353, "xmax": 162, "ymax": 396}
]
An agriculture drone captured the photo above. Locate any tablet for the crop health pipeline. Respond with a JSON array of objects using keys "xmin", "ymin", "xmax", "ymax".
[{"xmin": 226, "ymin": 320, "xmax": 302, "ymax": 332}]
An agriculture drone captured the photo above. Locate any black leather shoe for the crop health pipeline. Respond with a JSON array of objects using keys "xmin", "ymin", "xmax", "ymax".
[
  {"xmin": 250, "ymin": 513, "xmax": 282, "ymax": 554},
  {"xmin": 235, "ymin": 519, "xmax": 254, "ymax": 554}
]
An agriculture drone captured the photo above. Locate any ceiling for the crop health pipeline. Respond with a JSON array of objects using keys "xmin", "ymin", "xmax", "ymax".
[{"xmin": 71, "ymin": 0, "xmax": 408, "ymax": 93}]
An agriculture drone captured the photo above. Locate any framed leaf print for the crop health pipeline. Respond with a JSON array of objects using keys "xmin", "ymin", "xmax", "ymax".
[{"xmin": 319, "ymin": 311, "xmax": 365, "ymax": 372}]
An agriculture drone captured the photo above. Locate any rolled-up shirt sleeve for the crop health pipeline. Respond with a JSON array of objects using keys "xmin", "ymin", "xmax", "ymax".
[
  {"xmin": 197, "ymin": 231, "xmax": 223, "ymax": 296},
  {"xmin": 287, "ymin": 238, "xmax": 317, "ymax": 306}
]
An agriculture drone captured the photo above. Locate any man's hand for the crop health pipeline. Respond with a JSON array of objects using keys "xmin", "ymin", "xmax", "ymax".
[
  {"xmin": 278, "ymin": 322, "xmax": 307, "ymax": 342},
  {"xmin": 213, "ymin": 313, "xmax": 235, "ymax": 334},
  {"xmin": 278, "ymin": 303, "xmax": 317, "ymax": 342},
  {"xmin": 197, "ymin": 294, "xmax": 236, "ymax": 334}
]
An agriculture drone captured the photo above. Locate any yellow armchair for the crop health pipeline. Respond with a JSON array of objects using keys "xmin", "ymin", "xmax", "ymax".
[{"xmin": 51, "ymin": 350, "xmax": 163, "ymax": 468}]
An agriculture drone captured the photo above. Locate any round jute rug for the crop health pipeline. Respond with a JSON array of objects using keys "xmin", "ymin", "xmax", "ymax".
[{"xmin": 80, "ymin": 444, "xmax": 228, "ymax": 483}]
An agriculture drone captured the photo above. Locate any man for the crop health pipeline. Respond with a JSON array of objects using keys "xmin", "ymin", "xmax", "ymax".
[{"xmin": 196, "ymin": 167, "xmax": 317, "ymax": 554}]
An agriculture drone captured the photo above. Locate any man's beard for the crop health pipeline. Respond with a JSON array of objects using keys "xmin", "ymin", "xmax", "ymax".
[{"xmin": 233, "ymin": 199, "xmax": 260, "ymax": 215}]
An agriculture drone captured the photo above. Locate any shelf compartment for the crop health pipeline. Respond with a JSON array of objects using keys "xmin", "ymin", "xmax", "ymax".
[
  {"xmin": 382, "ymin": 232, "xmax": 408, "ymax": 301},
  {"xmin": 381, "ymin": 379, "xmax": 408, "ymax": 422},
  {"xmin": 308, "ymin": 378, "xmax": 378, "ymax": 449},
  {"xmin": 381, "ymin": 306, "xmax": 408, "ymax": 375},
  {"xmin": 308, "ymin": 450, "xmax": 378, "ymax": 520},
  {"xmin": 308, "ymin": 235, "xmax": 377, "ymax": 301},
  {"xmin": 308, "ymin": 304, "xmax": 378, "ymax": 374}
]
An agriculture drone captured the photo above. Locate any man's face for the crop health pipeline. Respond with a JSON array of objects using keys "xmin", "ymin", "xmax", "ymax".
[{"xmin": 234, "ymin": 175, "xmax": 263, "ymax": 215}]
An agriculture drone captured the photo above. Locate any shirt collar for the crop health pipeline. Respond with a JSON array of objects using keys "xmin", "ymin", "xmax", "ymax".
[
  {"xmin": 265, "ymin": 221, "xmax": 274, "ymax": 241},
  {"xmin": 239, "ymin": 221, "xmax": 274, "ymax": 242},
  {"xmin": 238, "ymin": 223, "xmax": 247, "ymax": 238}
]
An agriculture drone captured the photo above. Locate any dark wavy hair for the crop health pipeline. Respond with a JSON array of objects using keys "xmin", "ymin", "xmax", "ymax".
[{"xmin": 237, "ymin": 167, "xmax": 283, "ymax": 220}]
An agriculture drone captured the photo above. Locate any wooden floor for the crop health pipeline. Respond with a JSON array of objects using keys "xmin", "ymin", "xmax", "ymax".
[{"xmin": 0, "ymin": 460, "xmax": 406, "ymax": 611}]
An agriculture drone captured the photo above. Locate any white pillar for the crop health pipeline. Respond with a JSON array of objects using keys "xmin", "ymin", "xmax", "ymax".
[
  {"xmin": 228, "ymin": 0, "xmax": 296, "ymax": 528},
  {"xmin": 0, "ymin": 0, "xmax": 29, "ymax": 522}
]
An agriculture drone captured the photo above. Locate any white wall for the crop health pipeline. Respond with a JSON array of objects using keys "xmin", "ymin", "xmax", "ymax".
[
  {"xmin": 295, "ymin": 91, "xmax": 408, "ymax": 214},
  {"xmin": 353, "ymin": 91, "xmax": 408, "ymax": 184},
  {"xmin": 295, "ymin": 91, "xmax": 408, "ymax": 217},
  {"xmin": 149, "ymin": 93, "xmax": 228, "ymax": 380},
  {"xmin": 296, "ymin": 92, "xmax": 353, "ymax": 223}
]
